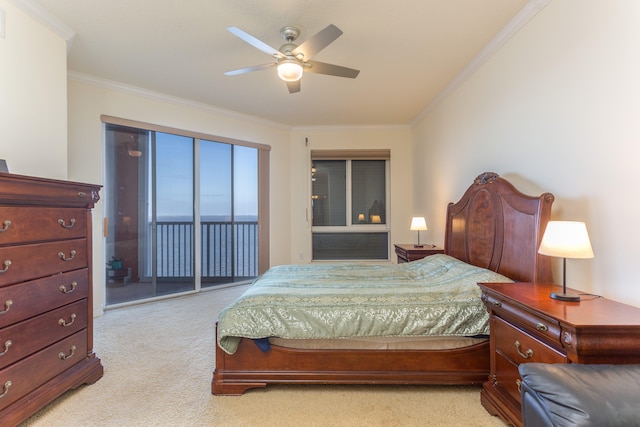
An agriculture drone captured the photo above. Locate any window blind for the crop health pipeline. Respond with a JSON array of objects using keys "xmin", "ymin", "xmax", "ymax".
[{"xmin": 310, "ymin": 149, "xmax": 390, "ymax": 160}]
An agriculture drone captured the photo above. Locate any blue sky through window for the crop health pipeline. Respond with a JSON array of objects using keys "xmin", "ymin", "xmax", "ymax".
[
  {"xmin": 153, "ymin": 133, "xmax": 257, "ymax": 221},
  {"xmin": 155, "ymin": 132, "xmax": 193, "ymax": 220}
]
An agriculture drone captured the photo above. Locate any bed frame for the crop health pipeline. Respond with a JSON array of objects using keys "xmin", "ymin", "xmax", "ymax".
[{"xmin": 212, "ymin": 172, "xmax": 554, "ymax": 395}]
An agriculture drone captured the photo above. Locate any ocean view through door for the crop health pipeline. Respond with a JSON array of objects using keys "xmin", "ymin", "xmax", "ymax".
[
  {"xmin": 104, "ymin": 123, "xmax": 259, "ymax": 306},
  {"xmin": 200, "ymin": 141, "xmax": 259, "ymax": 288}
]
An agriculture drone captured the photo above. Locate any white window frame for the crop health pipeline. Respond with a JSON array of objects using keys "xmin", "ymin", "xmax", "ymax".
[{"xmin": 310, "ymin": 150, "xmax": 391, "ymax": 261}]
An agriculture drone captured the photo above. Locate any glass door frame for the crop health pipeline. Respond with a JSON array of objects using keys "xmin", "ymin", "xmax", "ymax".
[{"xmin": 102, "ymin": 117, "xmax": 270, "ymax": 308}]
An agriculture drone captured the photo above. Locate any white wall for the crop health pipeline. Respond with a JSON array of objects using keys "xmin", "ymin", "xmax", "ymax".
[
  {"xmin": 66, "ymin": 77, "xmax": 293, "ymax": 314},
  {"xmin": 289, "ymin": 127, "xmax": 414, "ymax": 263},
  {"xmin": 413, "ymin": 0, "xmax": 640, "ymax": 307},
  {"xmin": 0, "ymin": 0, "xmax": 67, "ymax": 178}
]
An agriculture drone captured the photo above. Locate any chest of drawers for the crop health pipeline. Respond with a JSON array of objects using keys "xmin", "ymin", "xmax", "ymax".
[
  {"xmin": 478, "ymin": 282, "xmax": 640, "ymax": 427},
  {"xmin": 0, "ymin": 173, "xmax": 103, "ymax": 426}
]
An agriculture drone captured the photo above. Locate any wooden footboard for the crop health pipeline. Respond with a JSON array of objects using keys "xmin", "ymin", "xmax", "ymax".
[{"xmin": 212, "ymin": 324, "xmax": 490, "ymax": 395}]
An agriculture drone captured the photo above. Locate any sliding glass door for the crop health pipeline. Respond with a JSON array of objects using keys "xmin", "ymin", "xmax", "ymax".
[
  {"xmin": 104, "ymin": 124, "xmax": 259, "ymax": 306},
  {"xmin": 153, "ymin": 132, "xmax": 195, "ymax": 296},
  {"xmin": 199, "ymin": 142, "xmax": 258, "ymax": 287}
]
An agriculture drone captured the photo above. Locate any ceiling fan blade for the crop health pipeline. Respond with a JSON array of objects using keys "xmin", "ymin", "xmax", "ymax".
[
  {"xmin": 224, "ymin": 63, "xmax": 275, "ymax": 76},
  {"xmin": 305, "ymin": 60, "xmax": 360, "ymax": 78},
  {"xmin": 287, "ymin": 80, "xmax": 301, "ymax": 93},
  {"xmin": 292, "ymin": 24, "xmax": 343, "ymax": 60},
  {"xmin": 227, "ymin": 27, "xmax": 285, "ymax": 58}
]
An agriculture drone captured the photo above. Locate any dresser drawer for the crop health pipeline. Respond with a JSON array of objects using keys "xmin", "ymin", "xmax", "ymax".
[
  {"xmin": 0, "ymin": 269, "xmax": 88, "ymax": 328},
  {"xmin": 0, "ymin": 207, "xmax": 87, "ymax": 245},
  {"xmin": 493, "ymin": 316, "xmax": 566, "ymax": 365},
  {"xmin": 0, "ymin": 239, "xmax": 87, "ymax": 287},
  {"xmin": 484, "ymin": 289, "xmax": 562, "ymax": 345},
  {"xmin": 0, "ymin": 330, "xmax": 87, "ymax": 411},
  {"xmin": 495, "ymin": 351, "xmax": 522, "ymax": 403},
  {"xmin": 0, "ymin": 299, "xmax": 87, "ymax": 370}
]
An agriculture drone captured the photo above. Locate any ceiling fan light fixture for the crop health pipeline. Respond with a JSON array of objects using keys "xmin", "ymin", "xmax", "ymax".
[
  {"xmin": 226, "ymin": 24, "xmax": 359, "ymax": 93},
  {"xmin": 277, "ymin": 60, "xmax": 303, "ymax": 82}
]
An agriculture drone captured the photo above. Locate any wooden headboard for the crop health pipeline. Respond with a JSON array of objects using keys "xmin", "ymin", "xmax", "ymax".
[{"xmin": 444, "ymin": 172, "xmax": 554, "ymax": 283}]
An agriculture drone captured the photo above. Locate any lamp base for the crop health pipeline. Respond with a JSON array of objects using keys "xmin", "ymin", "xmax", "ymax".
[
  {"xmin": 550, "ymin": 292, "xmax": 581, "ymax": 302},
  {"xmin": 414, "ymin": 244, "xmax": 424, "ymax": 248}
]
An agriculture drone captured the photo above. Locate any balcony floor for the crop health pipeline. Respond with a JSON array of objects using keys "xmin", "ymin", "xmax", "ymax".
[{"xmin": 106, "ymin": 277, "xmax": 254, "ymax": 306}]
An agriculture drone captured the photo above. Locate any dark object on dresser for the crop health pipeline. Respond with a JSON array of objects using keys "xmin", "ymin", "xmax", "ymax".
[
  {"xmin": 0, "ymin": 173, "xmax": 103, "ymax": 426},
  {"xmin": 519, "ymin": 363, "xmax": 640, "ymax": 427}
]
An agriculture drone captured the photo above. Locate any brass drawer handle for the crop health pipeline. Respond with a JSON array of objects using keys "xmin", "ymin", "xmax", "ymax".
[
  {"xmin": 59, "ymin": 313, "xmax": 77, "ymax": 327},
  {"xmin": 516, "ymin": 378, "xmax": 522, "ymax": 393},
  {"xmin": 0, "ymin": 260, "xmax": 11, "ymax": 273},
  {"xmin": 0, "ymin": 299, "xmax": 12, "ymax": 314},
  {"xmin": 492, "ymin": 301, "xmax": 502, "ymax": 308},
  {"xmin": 0, "ymin": 220, "xmax": 11, "ymax": 232},
  {"xmin": 0, "ymin": 380, "xmax": 11, "ymax": 398},
  {"xmin": 58, "ymin": 218, "xmax": 77, "ymax": 229},
  {"xmin": 536, "ymin": 323, "xmax": 548, "ymax": 332},
  {"xmin": 58, "ymin": 250, "xmax": 77, "ymax": 261},
  {"xmin": 59, "ymin": 282, "xmax": 78, "ymax": 294},
  {"xmin": 515, "ymin": 340, "xmax": 534, "ymax": 359},
  {"xmin": 0, "ymin": 340, "xmax": 12, "ymax": 356},
  {"xmin": 59, "ymin": 345, "xmax": 77, "ymax": 360}
]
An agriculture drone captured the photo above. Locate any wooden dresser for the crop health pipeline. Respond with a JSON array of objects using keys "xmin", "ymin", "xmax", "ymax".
[
  {"xmin": 0, "ymin": 173, "xmax": 103, "ymax": 426},
  {"xmin": 478, "ymin": 282, "xmax": 640, "ymax": 427}
]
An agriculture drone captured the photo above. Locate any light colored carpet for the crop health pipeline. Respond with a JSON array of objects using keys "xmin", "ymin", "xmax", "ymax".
[{"xmin": 22, "ymin": 285, "xmax": 506, "ymax": 427}]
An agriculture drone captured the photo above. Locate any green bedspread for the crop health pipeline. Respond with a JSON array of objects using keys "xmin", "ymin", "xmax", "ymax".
[{"xmin": 217, "ymin": 254, "xmax": 512, "ymax": 354}]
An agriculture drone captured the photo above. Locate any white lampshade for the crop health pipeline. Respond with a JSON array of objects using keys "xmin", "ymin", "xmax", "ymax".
[
  {"xmin": 538, "ymin": 221, "xmax": 594, "ymax": 259},
  {"xmin": 410, "ymin": 217, "xmax": 428, "ymax": 231},
  {"xmin": 277, "ymin": 60, "xmax": 303, "ymax": 82}
]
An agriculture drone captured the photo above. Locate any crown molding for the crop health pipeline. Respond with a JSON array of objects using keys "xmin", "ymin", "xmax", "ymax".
[
  {"xmin": 9, "ymin": 0, "xmax": 76, "ymax": 51},
  {"xmin": 292, "ymin": 124, "xmax": 411, "ymax": 132},
  {"xmin": 67, "ymin": 71, "xmax": 291, "ymax": 131},
  {"xmin": 68, "ymin": 71, "xmax": 406, "ymax": 132},
  {"xmin": 411, "ymin": 0, "xmax": 553, "ymax": 127}
]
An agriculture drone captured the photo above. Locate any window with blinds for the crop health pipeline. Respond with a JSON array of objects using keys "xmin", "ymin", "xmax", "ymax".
[{"xmin": 311, "ymin": 150, "xmax": 390, "ymax": 260}]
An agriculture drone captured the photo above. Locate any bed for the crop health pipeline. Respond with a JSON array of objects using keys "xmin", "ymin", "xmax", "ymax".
[{"xmin": 212, "ymin": 172, "xmax": 554, "ymax": 395}]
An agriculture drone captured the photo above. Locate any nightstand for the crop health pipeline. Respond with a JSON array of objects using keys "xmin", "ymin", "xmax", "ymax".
[
  {"xmin": 393, "ymin": 243, "xmax": 443, "ymax": 263},
  {"xmin": 478, "ymin": 282, "xmax": 640, "ymax": 427}
]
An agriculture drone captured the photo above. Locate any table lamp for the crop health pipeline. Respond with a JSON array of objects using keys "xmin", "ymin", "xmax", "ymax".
[
  {"xmin": 410, "ymin": 217, "xmax": 428, "ymax": 248},
  {"xmin": 538, "ymin": 221, "xmax": 594, "ymax": 302}
]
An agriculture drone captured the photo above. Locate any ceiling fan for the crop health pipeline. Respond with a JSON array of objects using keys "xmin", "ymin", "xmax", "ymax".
[{"xmin": 224, "ymin": 24, "xmax": 360, "ymax": 93}]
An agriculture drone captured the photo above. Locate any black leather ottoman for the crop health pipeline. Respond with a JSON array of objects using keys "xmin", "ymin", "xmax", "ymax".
[{"xmin": 519, "ymin": 363, "xmax": 640, "ymax": 427}]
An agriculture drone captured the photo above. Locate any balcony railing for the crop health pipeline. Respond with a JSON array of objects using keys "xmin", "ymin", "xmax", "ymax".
[{"xmin": 155, "ymin": 221, "xmax": 258, "ymax": 281}]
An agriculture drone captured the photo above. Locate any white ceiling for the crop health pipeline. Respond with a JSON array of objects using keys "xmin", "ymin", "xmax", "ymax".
[{"xmin": 33, "ymin": 0, "xmax": 536, "ymax": 127}]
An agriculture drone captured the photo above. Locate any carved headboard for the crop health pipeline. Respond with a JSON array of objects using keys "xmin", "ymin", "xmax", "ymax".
[{"xmin": 444, "ymin": 172, "xmax": 554, "ymax": 283}]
